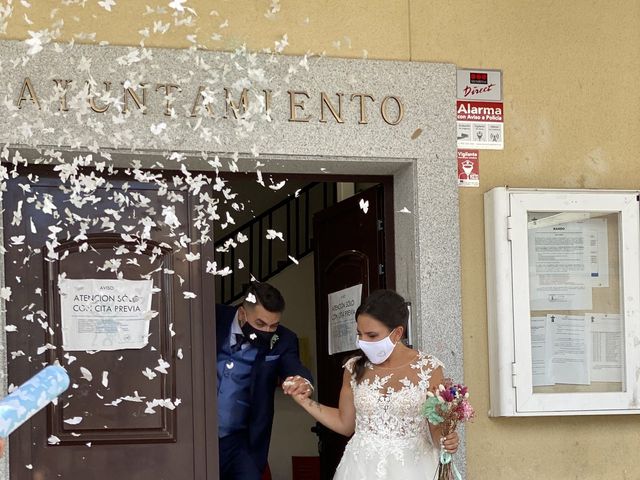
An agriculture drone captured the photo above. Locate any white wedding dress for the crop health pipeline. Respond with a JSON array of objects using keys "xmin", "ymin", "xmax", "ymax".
[{"xmin": 333, "ymin": 352, "xmax": 442, "ymax": 480}]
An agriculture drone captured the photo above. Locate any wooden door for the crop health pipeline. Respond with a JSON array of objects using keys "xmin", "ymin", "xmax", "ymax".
[
  {"xmin": 312, "ymin": 184, "xmax": 393, "ymax": 480},
  {"xmin": 3, "ymin": 167, "xmax": 217, "ymax": 479}
]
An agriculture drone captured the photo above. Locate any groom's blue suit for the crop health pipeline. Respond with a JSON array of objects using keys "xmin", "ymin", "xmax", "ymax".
[{"xmin": 216, "ymin": 304, "xmax": 313, "ymax": 479}]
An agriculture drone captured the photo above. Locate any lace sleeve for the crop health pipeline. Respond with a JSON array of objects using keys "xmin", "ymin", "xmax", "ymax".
[
  {"xmin": 428, "ymin": 355, "xmax": 444, "ymax": 371},
  {"xmin": 415, "ymin": 352, "xmax": 445, "ymax": 391},
  {"xmin": 343, "ymin": 356, "xmax": 361, "ymax": 374}
]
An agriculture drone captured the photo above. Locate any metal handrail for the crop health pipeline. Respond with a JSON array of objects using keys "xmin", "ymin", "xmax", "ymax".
[{"xmin": 214, "ymin": 182, "xmax": 337, "ymax": 304}]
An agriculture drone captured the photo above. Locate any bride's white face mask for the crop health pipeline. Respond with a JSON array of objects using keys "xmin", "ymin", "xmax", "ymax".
[{"xmin": 358, "ymin": 329, "xmax": 398, "ymax": 364}]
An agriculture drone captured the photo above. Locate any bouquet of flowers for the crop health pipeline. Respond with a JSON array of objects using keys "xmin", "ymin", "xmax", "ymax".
[{"xmin": 421, "ymin": 379, "xmax": 474, "ymax": 480}]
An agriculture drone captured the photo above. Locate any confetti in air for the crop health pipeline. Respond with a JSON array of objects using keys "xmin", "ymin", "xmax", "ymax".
[
  {"xmin": 0, "ymin": 3, "xmax": 341, "ymax": 468},
  {"xmin": 63, "ymin": 416, "xmax": 83, "ymax": 425},
  {"xmin": 97, "ymin": 0, "xmax": 116, "ymax": 12},
  {"xmin": 266, "ymin": 229, "xmax": 284, "ymax": 241},
  {"xmin": 80, "ymin": 367, "xmax": 93, "ymax": 382}
]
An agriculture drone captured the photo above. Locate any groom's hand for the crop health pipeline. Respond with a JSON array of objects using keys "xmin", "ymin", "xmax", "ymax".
[{"xmin": 282, "ymin": 375, "xmax": 313, "ymax": 398}]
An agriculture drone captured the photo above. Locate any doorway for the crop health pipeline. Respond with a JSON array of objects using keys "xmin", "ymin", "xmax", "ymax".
[{"xmin": 213, "ymin": 172, "xmax": 395, "ymax": 480}]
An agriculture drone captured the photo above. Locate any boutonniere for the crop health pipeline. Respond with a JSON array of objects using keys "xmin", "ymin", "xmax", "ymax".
[{"xmin": 270, "ymin": 334, "xmax": 279, "ymax": 350}]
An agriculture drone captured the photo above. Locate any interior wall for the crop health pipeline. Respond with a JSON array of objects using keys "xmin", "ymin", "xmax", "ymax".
[{"xmin": 267, "ymin": 254, "xmax": 318, "ymax": 480}]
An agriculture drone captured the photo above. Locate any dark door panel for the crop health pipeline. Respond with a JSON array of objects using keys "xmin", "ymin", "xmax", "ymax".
[
  {"xmin": 313, "ymin": 184, "xmax": 392, "ymax": 480},
  {"xmin": 4, "ymin": 169, "xmax": 217, "ymax": 480}
]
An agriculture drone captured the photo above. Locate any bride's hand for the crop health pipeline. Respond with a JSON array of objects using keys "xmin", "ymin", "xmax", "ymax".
[
  {"xmin": 282, "ymin": 375, "xmax": 313, "ymax": 404},
  {"xmin": 441, "ymin": 431, "xmax": 459, "ymax": 454}
]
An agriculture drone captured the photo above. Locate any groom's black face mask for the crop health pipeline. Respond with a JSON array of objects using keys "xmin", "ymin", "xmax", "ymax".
[
  {"xmin": 239, "ymin": 305, "xmax": 280, "ymax": 350},
  {"xmin": 240, "ymin": 321, "xmax": 276, "ymax": 350}
]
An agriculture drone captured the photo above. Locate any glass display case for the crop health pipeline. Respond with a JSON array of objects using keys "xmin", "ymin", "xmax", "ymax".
[{"xmin": 485, "ymin": 188, "xmax": 640, "ymax": 416}]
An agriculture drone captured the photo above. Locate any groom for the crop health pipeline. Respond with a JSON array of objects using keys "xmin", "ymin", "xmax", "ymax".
[{"xmin": 216, "ymin": 282, "xmax": 314, "ymax": 480}]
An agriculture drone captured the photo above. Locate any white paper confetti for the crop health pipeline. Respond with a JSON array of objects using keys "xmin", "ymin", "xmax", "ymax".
[
  {"xmin": 0, "ymin": 286, "xmax": 12, "ymax": 301},
  {"xmin": 80, "ymin": 367, "xmax": 93, "ymax": 382},
  {"xmin": 97, "ymin": 0, "xmax": 116, "ymax": 12},
  {"xmin": 269, "ymin": 180, "xmax": 286, "ymax": 191},
  {"xmin": 185, "ymin": 252, "xmax": 200, "ymax": 262},
  {"xmin": 122, "ymin": 391, "xmax": 145, "ymax": 402},
  {"xmin": 10, "ymin": 235, "xmax": 25, "ymax": 245},
  {"xmin": 64, "ymin": 417, "xmax": 83, "ymax": 425},
  {"xmin": 266, "ymin": 229, "xmax": 284, "ymax": 241},
  {"xmin": 168, "ymin": 0, "xmax": 187, "ymax": 12},
  {"xmin": 36, "ymin": 343, "xmax": 56, "ymax": 355},
  {"xmin": 154, "ymin": 358, "xmax": 171, "ymax": 374},
  {"xmin": 64, "ymin": 353, "xmax": 77, "ymax": 365},
  {"xmin": 150, "ymin": 123, "xmax": 166, "ymax": 135}
]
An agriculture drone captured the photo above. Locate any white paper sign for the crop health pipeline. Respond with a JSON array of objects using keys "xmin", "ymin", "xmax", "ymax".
[
  {"xmin": 59, "ymin": 278, "xmax": 154, "ymax": 351},
  {"xmin": 528, "ymin": 221, "xmax": 593, "ymax": 311},
  {"xmin": 589, "ymin": 313, "xmax": 623, "ymax": 382},
  {"xmin": 328, "ymin": 284, "xmax": 362, "ymax": 355},
  {"xmin": 531, "ymin": 316, "xmax": 554, "ymax": 386},
  {"xmin": 549, "ymin": 314, "xmax": 591, "ymax": 385}
]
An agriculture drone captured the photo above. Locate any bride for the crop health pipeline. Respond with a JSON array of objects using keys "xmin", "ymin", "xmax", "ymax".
[{"xmin": 284, "ymin": 289, "xmax": 459, "ymax": 479}]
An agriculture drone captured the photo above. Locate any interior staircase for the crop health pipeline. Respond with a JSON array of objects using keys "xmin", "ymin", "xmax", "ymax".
[{"xmin": 214, "ymin": 182, "xmax": 338, "ymax": 304}]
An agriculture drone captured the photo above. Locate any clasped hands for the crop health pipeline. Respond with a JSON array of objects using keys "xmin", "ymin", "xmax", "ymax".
[{"xmin": 282, "ymin": 375, "xmax": 313, "ymax": 401}]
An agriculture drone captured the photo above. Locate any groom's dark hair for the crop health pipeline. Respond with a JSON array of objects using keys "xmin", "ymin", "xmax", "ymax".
[{"xmin": 243, "ymin": 282, "xmax": 285, "ymax": 313}]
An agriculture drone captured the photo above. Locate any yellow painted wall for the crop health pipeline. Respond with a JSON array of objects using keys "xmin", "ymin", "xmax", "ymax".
[{"xmin": 4, "ymin": 1, "xmax": 640, "ymax": 478}]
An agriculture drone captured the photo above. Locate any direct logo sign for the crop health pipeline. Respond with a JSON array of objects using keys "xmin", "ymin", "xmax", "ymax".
[{"xmin": 456, "ymin": 69, "xmax": 502, "ymax": 102}]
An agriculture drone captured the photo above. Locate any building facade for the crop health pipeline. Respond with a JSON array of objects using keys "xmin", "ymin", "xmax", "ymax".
[{"xmin": 1, "ymin": 1, "xmax": 639, "ymax": 479}]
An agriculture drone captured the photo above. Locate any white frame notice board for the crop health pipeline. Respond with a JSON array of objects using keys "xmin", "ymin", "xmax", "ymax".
[{"xmin": 484, "ymin": 187, "xmax": 640, "ymax": 416}]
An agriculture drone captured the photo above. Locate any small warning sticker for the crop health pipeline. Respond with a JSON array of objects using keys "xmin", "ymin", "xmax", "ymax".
[{"xmin": 457, "ymin": 149, "xmax": 479, "ymax": 188}]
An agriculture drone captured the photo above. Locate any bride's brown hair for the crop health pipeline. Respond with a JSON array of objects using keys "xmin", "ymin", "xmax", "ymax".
[{"xmin": 351, "ymin": 289, "xmax": 409, "ymax": 382}]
